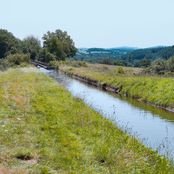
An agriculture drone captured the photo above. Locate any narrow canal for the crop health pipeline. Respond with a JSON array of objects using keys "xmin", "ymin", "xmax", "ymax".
[{"xmin": 40, "ymin": 67, "xmax": 174, "ymax": 159}]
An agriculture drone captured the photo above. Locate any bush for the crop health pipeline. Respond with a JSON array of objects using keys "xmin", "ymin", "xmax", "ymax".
[
  {"xmin": 146, "ymin": 57, "xmax": 174, "ymax": 75},
  {"xmin": 0, "ymin": 53, "xmax": 30, "ymax": 71},
  {"xmin": 149, "ymin": 59, "xmax": 166, "ymax": 74},
  {"xmin": 117, "ymin": 67, "xmax": 125, "ymax": 74},
  {"xmin": 6, "ymin": 53, "xmax": 30, "ymax": 65}
]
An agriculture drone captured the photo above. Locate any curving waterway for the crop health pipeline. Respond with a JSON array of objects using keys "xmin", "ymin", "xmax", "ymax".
[{"xmin": 40, "ymin": 67, "xmax": 174, "ymax": 159}]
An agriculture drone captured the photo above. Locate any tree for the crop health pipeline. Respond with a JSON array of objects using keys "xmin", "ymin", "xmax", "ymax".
[
  {"xmin": 39, "ymin": 48, "xmax": 56, "ymax": 63},
  {"xmin": 42, "ymin": 29, "xmax": 77, "ymax": 61},
  {"xmin": 151, "ymin": 59, "xmax": 166, "ymax": 74},
  {"xmin": 166, "ymin": 56, "xmax": 174, "ymax": 72},
  {"xmin": 0, "ymin": 29, "xmax": 20, "ymax": 58},
  {"xmin": 21, "ymin": 36, "xmax": 41, "ymax": 60}
]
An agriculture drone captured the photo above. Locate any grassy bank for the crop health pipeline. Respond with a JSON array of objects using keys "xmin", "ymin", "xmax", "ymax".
[
  {"xmin": 0, "ymin": 67, "xmax": 173, "ymax": 173},
  {"xmin": 59, "ymin": 62, "xmax": 174, "ymax": 111}
]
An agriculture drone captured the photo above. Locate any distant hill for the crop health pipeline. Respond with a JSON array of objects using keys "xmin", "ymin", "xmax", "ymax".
[
  {"xmin": 122, "ymin": 46, "xmax": 174, "ymax": 66},
  {"xmin": 78, "ymin": 47, "xmax": 137, "ymax": 54},
  {"xmin": 75, "ymin": 46, "xmax": 174, "ymax": 67},
  {"xmin": 75, "ymin": 47, "xmax": 137, "ymax": 65},
  {"xmin": 123, "ymin": 46, "xmax": 172, "ymax": 60}
]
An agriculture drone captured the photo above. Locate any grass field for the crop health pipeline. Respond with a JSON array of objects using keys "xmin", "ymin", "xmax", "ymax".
[
  {"xmin": 0, "ymin": 67, "xmax": 173, "ymax": 173},
  {"xmin": 59, "ymin": 62, "xmax": 174, "ymax": 110}
]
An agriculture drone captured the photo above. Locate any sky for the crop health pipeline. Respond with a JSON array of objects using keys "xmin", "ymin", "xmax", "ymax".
[{"xmin": 0, "ymin": 0, "xmax": 174, "ymax": 48}]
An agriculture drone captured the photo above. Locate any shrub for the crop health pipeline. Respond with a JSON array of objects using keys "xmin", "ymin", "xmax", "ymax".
[
  {"xmin": 150, "ymin": 59, "xmax": 166, "ymax": 74},
  {"xmin": 166, "ymin": 56, "xmax": 174, "ymax": 72},
  {"xmin": 117, "ymin": 67, "xmax": 125, "ymax": 74},
  {"xmin": 147, "ymin": 57, "xmax": 174, "ymax": 75},
  {"xmin": 6, "ymin": 53, "xmax": 30, "ymax": 65},
  {"xmin": 49, "ymin": 60, "xmax": 59, "ymax": 70},
  {"xmin": 0, "ymin": 53, "xmax": 30, "ymax": 71}
]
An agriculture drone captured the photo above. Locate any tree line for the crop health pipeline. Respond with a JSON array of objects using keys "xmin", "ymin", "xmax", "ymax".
[
  {"xmin": 0, "ymin": 29, "xmax": 77, "ymax": 66},
  {"xmin": 75, "ymin": 46, "xmax": 174, "ymax": 68}
]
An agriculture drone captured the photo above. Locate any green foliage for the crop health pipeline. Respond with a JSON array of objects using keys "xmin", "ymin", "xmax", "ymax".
[
  {"xmin": 0, "ymin": 29, "xmax": 20, "ymax": 58},
  {"xmin": 0, "ymin": 29, "xmax": 42, "ymax": 68},
  {"xmin": 39, "ymin": 48, "xmax": 56, "ymax": 63},
  {"xmin": 122, "ymin": 46, "xmax": 174, "ymax": 66},
  {"xmin": 147, "ymin": 56, "xmax": 174, "ymax": 75},
  {"xmin": 6, "ymin": 53, "xmax": 30, "ymax": 65},
  {"xmin": 0, "ymin": 28, "xmax": 77, "ymax": 67},
  {"xmin": 0, "ymin": 53, "xmax": 30, "ymax": 70},
  {"xmin": 117, "ymin": 67, "xmax": 125, "ymax": 74},
  {"xmin": 21, "ymin": 36, "xmax": 41, "ymax": 60},
  {"xmin": 75, "ymin": 46, "xmax": 174, "ymax": 67},
  {"xmin": 42, "ymin": 29, "xmax": 77, "ymax": 61},
  {"xmin": 76, "ymin": 47, "xmax": 135, "ymax": 66},
  {"xmin": 166, "ymin": 56, "xmax": 174, "ymax": 72},
  {"xmin": 150, "ymin": 59, "xmax": 166, "ymax": 74},
  {"xmin": 49, "ymin": 61, "xmax": 59, "ymax": 70}
]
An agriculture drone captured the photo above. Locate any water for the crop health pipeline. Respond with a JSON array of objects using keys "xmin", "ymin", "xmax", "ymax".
[{"xmin": 40, "ymin": 67, "xmax": 174, "ymax": 159}]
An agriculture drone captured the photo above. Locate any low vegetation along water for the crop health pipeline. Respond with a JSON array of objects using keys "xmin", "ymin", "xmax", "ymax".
[
  {"xmin": 40, "ymin": 67, "xmax": 174, "ymax": 160},
  {"xmin": 59, "ymin": 62, "xmax": 174, "ymax": 111}
]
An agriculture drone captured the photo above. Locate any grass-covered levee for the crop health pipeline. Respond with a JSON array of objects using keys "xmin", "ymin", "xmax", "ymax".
[
  {"xmin": 59, "ymin": 62, "xmax": 174, "ymax": 112},
  {"xmin": 0, "ymin": 67, "xmax": 173, "ymax": 173}
]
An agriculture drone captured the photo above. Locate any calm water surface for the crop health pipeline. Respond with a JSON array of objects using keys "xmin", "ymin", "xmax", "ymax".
[{"xmin": 40, "ymin": 67, "xmax": 174, "ymax": 159}]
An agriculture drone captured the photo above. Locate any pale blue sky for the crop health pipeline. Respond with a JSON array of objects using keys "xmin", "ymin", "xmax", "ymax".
[{"xmin": 0, "ymin": 0, "xmax": 174, "ymax": 48}]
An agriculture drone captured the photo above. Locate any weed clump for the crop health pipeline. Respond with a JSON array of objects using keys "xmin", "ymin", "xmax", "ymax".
[{"xmin": 117, "ymin": 67, "xmax": 124, "ymax": 74}]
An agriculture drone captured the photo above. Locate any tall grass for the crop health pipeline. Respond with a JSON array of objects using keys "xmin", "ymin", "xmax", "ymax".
[
  {"xmin": 60, "ymin": 63, "xmax": 174, "ymax": 110},
  {"xmin": 0, "ymin": 67, "xmax": 173, "ymax": 173}
]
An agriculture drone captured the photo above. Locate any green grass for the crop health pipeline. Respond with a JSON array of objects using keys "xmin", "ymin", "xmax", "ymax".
[
  {"xmin": 60, "ymin": 63, "xmax": 174, "ymax": 110},
  {"xmin": 0, "ymin": 67, "xmax": 173, "ymax": 173}
]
